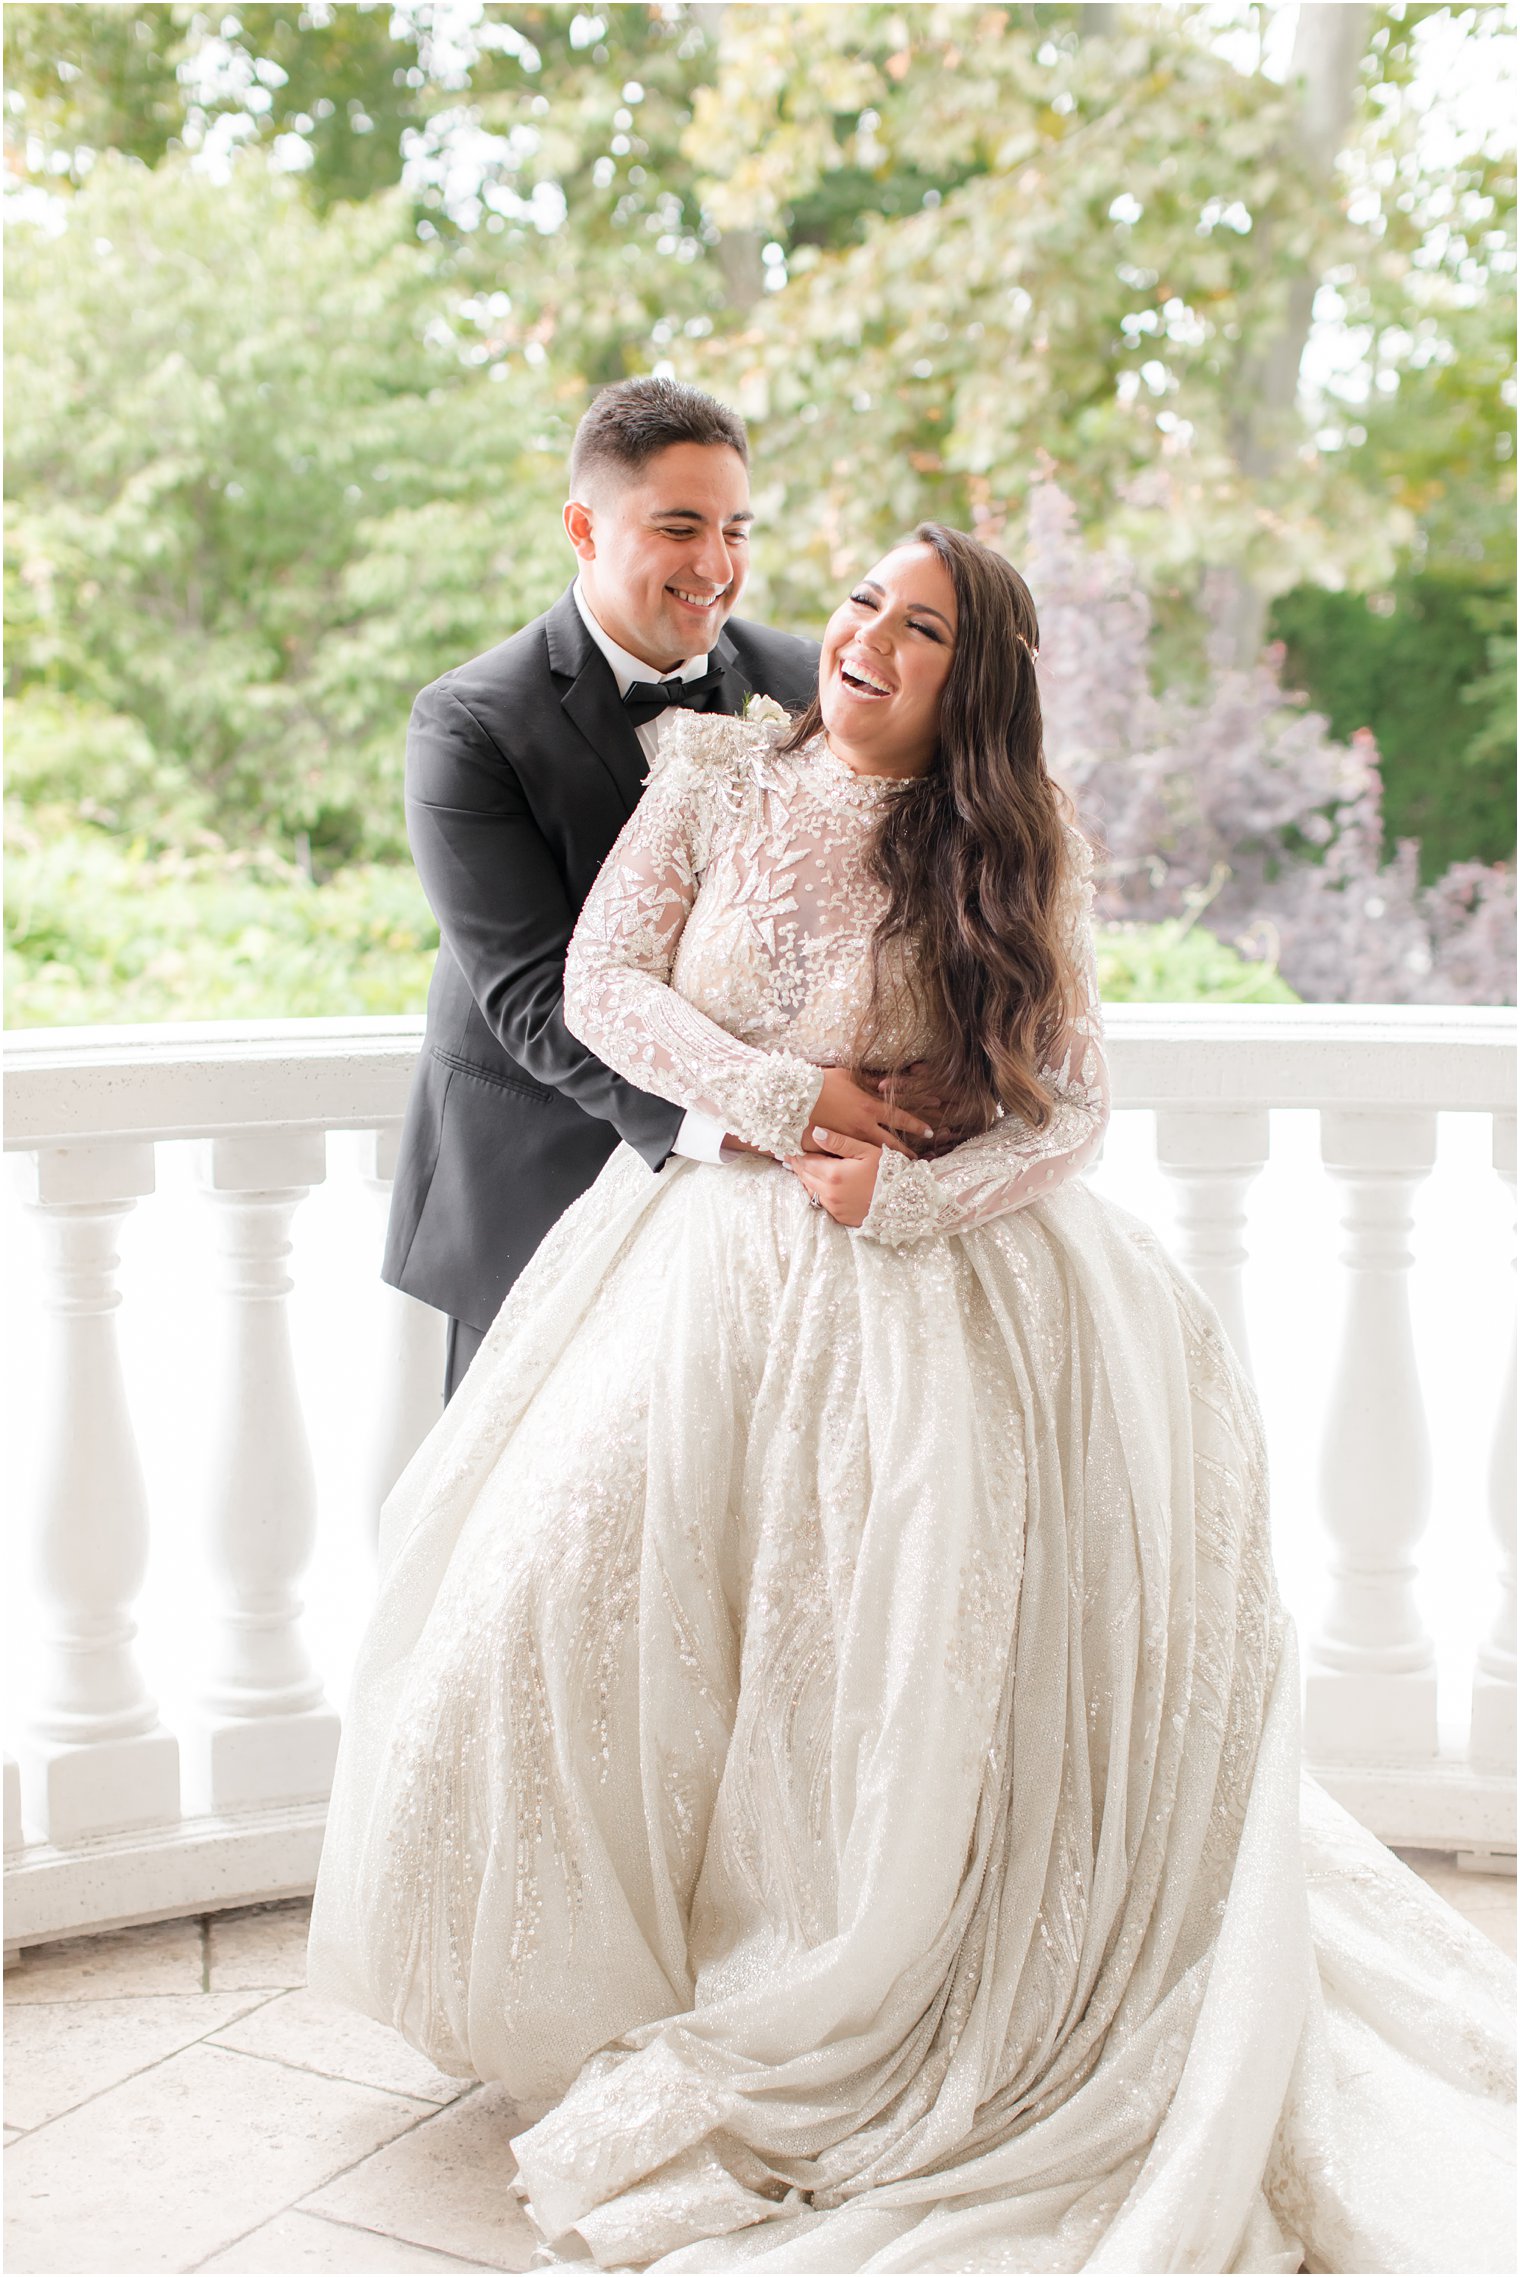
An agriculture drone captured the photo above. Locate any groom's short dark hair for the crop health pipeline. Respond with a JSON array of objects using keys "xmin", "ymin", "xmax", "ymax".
[{"xmin": 570, "ymin": 377, "xmax": 748, "ymax": 497}]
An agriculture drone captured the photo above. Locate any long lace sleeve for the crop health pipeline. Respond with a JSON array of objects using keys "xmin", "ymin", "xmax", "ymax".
[
  {"xmin": 856, "ymin": 825, "xmax": 1109, "ymax": 1246},
  {"xmin": 563, "ymin": 714, "xmax": 824, "ymax": 1157}
]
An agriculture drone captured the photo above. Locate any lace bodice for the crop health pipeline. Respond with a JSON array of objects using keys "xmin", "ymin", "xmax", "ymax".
[{"xmin": 563, "ymin": 711, "xmax": 1109, "ymax": 1244}]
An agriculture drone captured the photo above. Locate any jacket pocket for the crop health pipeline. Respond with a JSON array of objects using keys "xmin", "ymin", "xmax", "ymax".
[{"xmin": 431, "ymin": 1044, "xmax": 554, "ymax": 1104}]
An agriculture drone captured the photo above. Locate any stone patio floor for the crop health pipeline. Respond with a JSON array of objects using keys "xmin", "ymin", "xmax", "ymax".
[{"xmin": 4, "ymin": 1855, "xmax": 1514, "ymax": 2275}]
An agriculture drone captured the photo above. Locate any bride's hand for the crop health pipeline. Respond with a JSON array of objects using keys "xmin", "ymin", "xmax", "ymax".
[
  {"xmin": 806, "ymin": 1068, "xmax": 934, "ymax": 1159},
  {"xmin": 786, "ymin": 1129, "xmax": 882, "ymax": 1227}
]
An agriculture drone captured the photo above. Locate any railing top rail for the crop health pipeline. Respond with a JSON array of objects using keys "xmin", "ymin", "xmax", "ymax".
[
  {"xmin": 1103, "ymin": 1003, "xmax": 1515, "ymax": 1115},
  {"xmin": 4, "ymin": 1018, "xmax": 427, "ymax": 1148},
  {"xmin": 2, "ymin": 1007, "xmax": 1514, "ymax": 1148}
]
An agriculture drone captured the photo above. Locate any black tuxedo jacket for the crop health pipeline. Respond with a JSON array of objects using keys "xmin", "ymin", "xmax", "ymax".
[{"xmin": 382, "ymin": 584, "xmax": 820, "ymax": 1330}]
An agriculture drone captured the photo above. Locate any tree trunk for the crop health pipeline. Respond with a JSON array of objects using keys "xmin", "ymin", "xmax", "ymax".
[
  {"xmin": 714, "ymin": 226, "xmax": 765, "ymax": 311},
  {"xmin": 688, "ymin": 0, "xmax": 765, "ymax": 308},
  {"xmin": 1214, "ymin": 2, "xmax": 1371, "ymax": 668}
]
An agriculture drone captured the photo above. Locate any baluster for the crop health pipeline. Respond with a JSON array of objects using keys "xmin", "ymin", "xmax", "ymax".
[
  {"xmin": 12, "ymin": 1143, "xmax": 180, "ymax": 1844},
  {"xmin": 1470, "ymin": 1112, "xmax": 1516, "ymax": 1772},
  {"xmin": 1154, "ymin": 1107, "xmax": 1270, "ymax": 1375},
  {"xmin": 359, "ymin": 1127, "xmax": 445, "ymax": 1560},
  {"xmin": 183, "ymin": 1132, "xmax": 338, "ymax": 1814},
  {"xmin": 5, "ymin": 1755, "xmax": 25, "ymax": 1855},
  {"xmin": 1304, "ymin": 1109, "xmax": 1438, "ymax": 1762}
]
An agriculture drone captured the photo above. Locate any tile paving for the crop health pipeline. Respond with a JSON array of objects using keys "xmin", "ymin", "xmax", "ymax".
[
  {"xmin": 4, "ymin": 1859, "xmax": 1513, "ymax": 2273},
  {"xmin": 4, "ymin": 1900, "xmax": 531, "ymax": 2276}
]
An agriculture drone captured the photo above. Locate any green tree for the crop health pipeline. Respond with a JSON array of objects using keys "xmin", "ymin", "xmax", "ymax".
[
  {"xmin": 677, "ymin": 6, "xmax": 1512, "ymax": 648},
  {"xmin": 1269, "ymin": 567, "xmax": 1515, "ymax": 878},
  {"xmin": 9, "ymin": 4, "xmax": 1510, "ymax": 655},
  {"xmin": 5, "ymin": 157, "xmax": 568, "ymax": 865},
  {"xmin": 4, "ymin": 3, "xmax": 188, "ymax": 178},
  {"xmin": 4, "ymin": 2, "xmax": 1512, "ymax": 1016}
]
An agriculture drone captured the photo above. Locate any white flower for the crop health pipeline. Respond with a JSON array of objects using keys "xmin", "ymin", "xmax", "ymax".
[{"xmin": 744, "ymin": 691, "xmax": 791, "ymax": 728}]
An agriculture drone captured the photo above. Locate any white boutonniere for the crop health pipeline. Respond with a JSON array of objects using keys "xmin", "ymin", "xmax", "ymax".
[{"xmin": 744, "ymin": 692, "xmax": 790, "ymax": 728}]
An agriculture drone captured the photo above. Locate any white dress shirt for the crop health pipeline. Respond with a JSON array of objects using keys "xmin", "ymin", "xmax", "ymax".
[{"xmin": 572, "ymin": 579, "xmax": 733, "ymax": 1168}]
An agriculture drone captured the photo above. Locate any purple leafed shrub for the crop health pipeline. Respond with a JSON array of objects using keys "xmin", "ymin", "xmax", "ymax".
[{"xmin": 1025, "ymin": 480, "xmax": 1517, "ymax": 1007}]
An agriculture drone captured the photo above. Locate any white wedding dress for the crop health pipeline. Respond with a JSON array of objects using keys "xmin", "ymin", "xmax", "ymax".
[{"xmin": 308, "ymin": 711, "xmax": 1515, "ymax": 2275}]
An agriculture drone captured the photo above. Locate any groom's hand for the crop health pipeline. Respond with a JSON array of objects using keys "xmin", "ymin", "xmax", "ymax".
[{"xmin": 863, "ymin": 1063, "xmax": 959, "ymax": 1156}]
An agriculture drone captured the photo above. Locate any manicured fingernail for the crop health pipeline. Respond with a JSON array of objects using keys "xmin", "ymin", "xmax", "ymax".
[{"xmin": 813, "ymin": 1127, "xmax": 829, "ymax": 1143}]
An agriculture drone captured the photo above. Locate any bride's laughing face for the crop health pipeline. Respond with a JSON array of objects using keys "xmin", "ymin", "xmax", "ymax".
[{"xmin": 819, "ymin": 543, "xmax": 958, "ymax": 776}]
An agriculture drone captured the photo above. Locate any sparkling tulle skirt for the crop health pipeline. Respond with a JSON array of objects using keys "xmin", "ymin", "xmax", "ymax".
[{"xmin": 307, "ymin": 1148, "xmax": 1515, "ymax": 2274}]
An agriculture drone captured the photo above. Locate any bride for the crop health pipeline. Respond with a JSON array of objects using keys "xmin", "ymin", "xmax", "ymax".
[{"xmin": 308, "ymin": 525, "xmax": 1514, "ymax": 2274}]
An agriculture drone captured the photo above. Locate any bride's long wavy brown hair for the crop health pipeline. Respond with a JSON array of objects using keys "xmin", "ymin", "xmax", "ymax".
[{"xmin": 781, "ymin": 523, "xmax": 1092, "ymax": 1141}]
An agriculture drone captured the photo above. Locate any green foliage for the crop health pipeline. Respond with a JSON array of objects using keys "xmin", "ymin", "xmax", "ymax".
[
  {"xmin": 682, "ymin": 1, "xmax": 1499, "ymax": 629},
  {"xmin": 5, "ymin": 0, "xmax": 494, "ymax": 207},
  {"xmin": 3, "ymin": 2, "xmax": 1511, "ymax": 1023},
  {"xmin": 5, "ymin": 157, "xmax": 568, "ymax": 865},
  {"xmin": 2, "ymin": 817, "xmax": 1292, "ymax": 1024},
  {"xmin": 1093, "ymin": 917, "xmax": 1300, "ymax": 1005},
  {"xmin": 9, "ymin": 3, "xmax": 1512, "ymax": 634},
  {"xmin": 1337, "ymin": 18, "xmax": 1517, "ymax": 589},
  {"xmin": 4, "ymin": 830, "xmax": 439, "ymax": 1025},
  {"xmin": 3, "ymin": 4, "xmax": 188, "ymax": 179},
  {"xmin": 1269, "ymin": 570, "xmax": 1517, "ymax": 880},
  {"xmin": 191, "ymin": 2, "xmax": 430, "ymax": 210},
  {"xmin": 4, "ymin": 693, "xmax": 189, "ymax": 832}
]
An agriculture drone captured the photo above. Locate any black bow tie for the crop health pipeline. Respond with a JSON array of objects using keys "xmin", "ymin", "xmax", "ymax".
[{"xmin": 621, "ymin": 661, "xmax": 731, "ymax": 730}]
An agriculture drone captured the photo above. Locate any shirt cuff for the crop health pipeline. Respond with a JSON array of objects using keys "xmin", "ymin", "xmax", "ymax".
[{"xmin": 671, "ymin": 1108, "xmax": 732, "ymax": 1167}]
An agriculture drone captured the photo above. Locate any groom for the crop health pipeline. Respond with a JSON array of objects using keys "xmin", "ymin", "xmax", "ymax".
[{"xmin": 382, "ymin": 377, "xmax": 820, "ymax": 1399}]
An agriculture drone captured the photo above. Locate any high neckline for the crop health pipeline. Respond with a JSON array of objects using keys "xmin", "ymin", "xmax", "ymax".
[{"xmin": 797, "ymin": 732, "xmax": 920, "ymax": 808}]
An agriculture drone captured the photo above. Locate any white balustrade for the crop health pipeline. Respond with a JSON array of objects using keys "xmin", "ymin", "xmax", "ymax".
[
  {"xmin": 182, "ymin": 1131, "xmax": 338, "ymax": 1816},
  {"xmin": 1, "ymin": 1007, "xmax": 1513, "ymax": 1948},
  {"xmin": 359, "ymin": 1126, "xmax": 445, "ymax": 1559},
  {"xmin": 11, "ymin": 1141, "xmax": 181, "ymax": 1848},
  {"xmin": 1154, "ymin": 1106, "xmax": 1270, "ymax": 1374},
  {"xmin": 1303, "ymin": 1110, "xmax": 1440, "ymax": 1763},
  {"xmin": 1471, "ymin": 1114, "xmax": 1517, "ymax": 1775}
]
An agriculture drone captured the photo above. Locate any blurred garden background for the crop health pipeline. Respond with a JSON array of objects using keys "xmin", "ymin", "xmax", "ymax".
[{"xmin": 4, "ymin": 0, "xmax": 1515, "ymax": 1024}]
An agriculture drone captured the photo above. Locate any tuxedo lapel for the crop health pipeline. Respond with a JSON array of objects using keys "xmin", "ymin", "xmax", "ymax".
[
  {"xmin": 544, "ymin": 587, "xmax": 756, "ymax": 817},
  {"xmin": 711, "ymin": 628, "xmax": 753, "ymax": 714},
  {"xmin": 544, "ymin": 586, "xmax": 648, "ymax": 818}
]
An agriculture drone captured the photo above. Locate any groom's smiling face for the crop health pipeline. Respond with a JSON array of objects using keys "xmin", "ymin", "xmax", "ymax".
[{"xmin": 564, "ymin": 442, "xmax": 754, "ymax": 675}]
